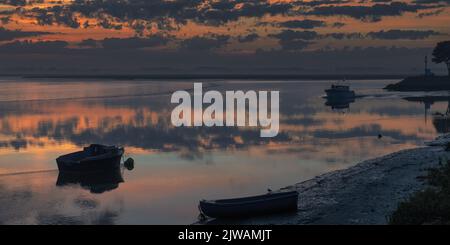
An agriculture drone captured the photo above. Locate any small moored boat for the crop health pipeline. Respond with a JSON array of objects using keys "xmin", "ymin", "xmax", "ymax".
[
  {"xmin": 199, "ymin": 191, "xmax": 298, "ymax": 219},
  {"xmin": 56, "ymin": 144, "xmax": 124, "ymax": 173},
  {"xmin": 325, "ymin": 82, "xmax": 355, "ymax": 99}
]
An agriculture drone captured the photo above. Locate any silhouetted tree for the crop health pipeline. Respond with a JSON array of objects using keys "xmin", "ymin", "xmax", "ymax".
[{"xmin": 432, "ymin": 41, "xmax": 450, "ymax": 77}]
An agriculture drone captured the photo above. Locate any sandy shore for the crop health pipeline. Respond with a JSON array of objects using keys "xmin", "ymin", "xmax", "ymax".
[{"xmin": 200, "ymin": 135, "xmax": 450, "ymax": 225}]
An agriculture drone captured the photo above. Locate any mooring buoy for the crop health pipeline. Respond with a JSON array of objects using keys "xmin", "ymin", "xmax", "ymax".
[{"xmin": 124, "ymin": 157, "xmax": 134, "ymax": 171}]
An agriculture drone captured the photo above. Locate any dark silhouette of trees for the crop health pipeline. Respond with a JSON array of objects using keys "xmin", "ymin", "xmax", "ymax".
[{"xmin": 432, "ymin": 41, "xmax": 450, "ymax": 77}]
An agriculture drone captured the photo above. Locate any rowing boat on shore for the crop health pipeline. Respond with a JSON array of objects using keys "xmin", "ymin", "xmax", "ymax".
[{"xmin": 199, "ymin": 191, "xmax": 298, "ymax": 219}]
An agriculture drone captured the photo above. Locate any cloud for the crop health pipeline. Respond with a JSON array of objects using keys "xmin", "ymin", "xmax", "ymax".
[
  {"xmin": 269, "ymin": 29, "xmax": 443, "ymax": 41},
  {"xmin": 77, "ymin": 39, "xmax": 98, "ymax": 48},
  {"xmin": 278, "ymin": 19, "xmax": 326, "ymax": 29},
  {"xmin": 367, "ymin": 29, "xmax": 443, "ymax": 39},
  {"xmin": 0, "ymin": 16, "xmax": 11, "ymax": 24},
  {"xmin": 307, "ymin": 2, "xmax": 436, "ymax": 22},
  {"xmin": 268, "ymin": 28, "xmax": 439, "ymax": 49},
  {"xmin": 77, "ymin": 36, "xmax": 172, "ymax": 50},
  {"xmin": 101, "ymin": 36, "xmax": 171, "ymax": 49},
  {"xmin": 416, "ymin": 8, "xmax": 445, "ymax": 18},
  {"xmin": 237, "ymin": 33, "xmax": 259, "ymax": 43},
  {"xmin": 0, "ymin": 27, "xmax": 52, "ymax": 41},
  {"xmin": 332, "ymin": 22, "xmax": 346, "ymax": 28},
  {"xmin": 298, "ymin": 0, "xmax": 351, "ymax": 6},
  {"xmin": 323, "ymin": 32, "xmax": 364, "ymax": 39},
  {"xmin": 269, "ymin": 30, "xmax": 318, "ymax": 50},
  {"xmin": 270, "ymin": 30, "xmax": 364, "ymax": 42},
  {"xmin": 97, "ymin": 19, "xmax": 123, "ymax": 30},
  {"xmin": 269, "ymin": 30, "xmax": 320, "ymax": 41},
  {"xmin": 414, "ymin": 0, "xmax": 450, "ymax": 4},
  {"xmin": 180, "ymin": 34, "xmax": 230, "ymax": 51},
  {"xmin": 23, "ymin": 0, "xmax": 295, "ymax": 30},
  {"xmin": 371, "ymin": 0, "xmax": 393, "ymax": 3},
  {"xmin": 278, "ymin": 39, "xmax": 313, "ymax": 51},
  {"xmin": 33, "ymin": 6, "xmax": 81, "ymax": 29},
  {"xmin": 0, "ymin": 0, "xmax": 28, "ymax": 6},
  {"xmin": 0, "ymin": 40, "xmax": 69, "ymax": 53}
]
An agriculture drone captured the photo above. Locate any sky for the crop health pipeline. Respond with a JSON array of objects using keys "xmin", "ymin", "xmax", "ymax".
[{"xmin": 0, "ymin": 0, "xmax": 449, "ymax": 75}]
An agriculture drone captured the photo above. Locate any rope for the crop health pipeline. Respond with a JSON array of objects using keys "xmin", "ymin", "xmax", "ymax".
[{"xmin": 0, "ymin": 169, "xmax": 58, "ymax": 178}]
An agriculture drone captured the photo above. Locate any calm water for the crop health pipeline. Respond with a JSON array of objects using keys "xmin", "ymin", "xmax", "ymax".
[{"xmin": 0, "ymin": 78, "xmax": 449, "ymax": 224}]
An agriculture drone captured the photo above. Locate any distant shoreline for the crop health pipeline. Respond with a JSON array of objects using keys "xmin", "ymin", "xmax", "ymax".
[
  {"xmin": 384, "ymin": 75, "xmax": 450, "ymax": 91},
  {"xmin": 0, "ymin": 74, "xmax": 408, "ymax": 81}
]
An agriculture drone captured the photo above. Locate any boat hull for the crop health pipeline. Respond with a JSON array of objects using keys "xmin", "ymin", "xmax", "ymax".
[
  {"xmin": 56, "ymin": 148, "xmax": 123, "ymax": 173},
  {"xmin": 199, "ymin": 191, "xmax": 298, "ymax": 219},
  {"xmin": 325, "ymin": 89, "xmax": 355, "ymax": 99}
]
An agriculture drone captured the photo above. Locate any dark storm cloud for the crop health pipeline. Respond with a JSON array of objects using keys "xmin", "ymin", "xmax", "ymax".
[
  {"xmin": 180, "ymin": 34, "xmax": 230, "ymax": 51},
  {"xmin": 278, "ymin": 19, "xmax": 326, "ymax": 29},
  {"xmin": 237, "ymin": 33, "xmax": 259, "ymax": 43},
  {"xmin": 367, "ymin": 29, "xmax": 443, "ymax": 39},
  {"xmin": 307, "ymin": 1, "xmax": 437, "ymax": 22},
  {"xmin": 0, "ymin": 27, "xmax": 52, "ymax": 41}
]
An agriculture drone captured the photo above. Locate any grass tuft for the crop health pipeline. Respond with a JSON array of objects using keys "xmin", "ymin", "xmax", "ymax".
[{"xmin": 389, "ymin": 159, "xmax": 450, "ymax": 225}]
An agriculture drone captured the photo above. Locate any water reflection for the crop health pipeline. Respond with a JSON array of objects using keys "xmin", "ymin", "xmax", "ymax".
[
  {"xmin": 0, "ymin": 79, "xmax": 448, "ymax": 224},
  {"xmin": 56, "ymin": 168, "xmax": 125, "ymax": 194},
  {"xmin": 403, "ymin": 95, "xmax": 450, "ymax": 133},
  {"xmin": 324, "ymin": 97, "xmax": 356, "ymax": 112}
]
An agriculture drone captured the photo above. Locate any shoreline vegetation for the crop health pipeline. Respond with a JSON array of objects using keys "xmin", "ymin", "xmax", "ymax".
[
  {"xmin": 389, "ymin": 156, "xmax": 450, "ymax": 225},
  {"xmin": 384, "ymin": 75, "xmax": 450, "ymax": 91}
]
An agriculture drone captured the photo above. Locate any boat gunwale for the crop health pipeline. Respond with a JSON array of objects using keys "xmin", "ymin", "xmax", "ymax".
[
  {"xmin": 201, "ymin": 191, "xmax": 298, "ymax": 206},
  {"xmin": 57, "ymin": 147, "xmax": 124, "ymax": 164}
]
